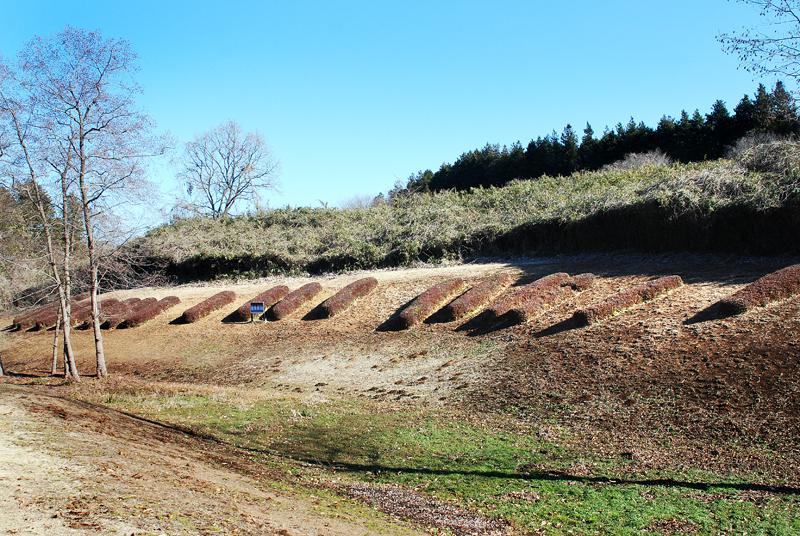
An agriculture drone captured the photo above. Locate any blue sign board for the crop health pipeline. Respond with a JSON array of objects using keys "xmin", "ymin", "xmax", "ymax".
[{"xmin": 250, "ymin": 302, "xmax": 265, "ymax": 314}]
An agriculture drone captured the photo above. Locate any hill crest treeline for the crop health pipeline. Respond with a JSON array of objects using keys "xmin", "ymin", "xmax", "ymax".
[{"xmin": 400, "ymin": 82, "xmax": 799, "ymax": 193}]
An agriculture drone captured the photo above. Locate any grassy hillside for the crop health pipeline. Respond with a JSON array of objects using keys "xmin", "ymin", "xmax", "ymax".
[{"xmin": 137, "ymin": 141, "xmax": 800, "ymax": 281}]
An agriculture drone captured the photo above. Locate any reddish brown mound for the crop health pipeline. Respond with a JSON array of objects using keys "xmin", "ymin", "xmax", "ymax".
[
  {"xmin": 123, "ymin": 297, "xmax": 142, "ymax": 306},
  {"xmin": 180, "ymin": 291, "xmax": 236, "ymax": 323},
  {"xmin": 230, "ymin": 285, "xmax": 290, "ymax": 322},
  {"xmin": 397, "ymin": 279, "xmax": 468, "ymax": 329},
  {"xmin": 442, "ymin": 274, "xmax": 516, "ymax": 322},
  {"xmin": 574, "ymin": 275, "xmax": 683, "ymax": 325},
  {"xmin": 270, "ymin": 283, "xmax": 323, "ymax": 320},
  {"xmin": 71, "ymin": 298, "xmax": 123, "ymax": 329},
  {"xmin": 717, "ymin": 264, "xmax": 800, "ymax": 315},
  {"xmin": 564, "ymin": 273, "xmax": 596, "ymax": 291},
  {"xmin": 318, "ymin": 277, "xmax": 378, "ymax": 318},
  {"xmin": 100, "ymin": 301, "xmax": 133, "ymax": 330},
  {"xmin": 488, "ymin": 273, "xmax": 571, "ymax": 319},
  {"xmin": 505, "ymin": 285, "xmax": 575, "ymax": 324},
  {"xmin": 13, "ymin": 294, "xmax": 89, "ymax": 331},
  {"xmin": 119, "ymin": 296, "xmax": 181, "ymax": 328}
]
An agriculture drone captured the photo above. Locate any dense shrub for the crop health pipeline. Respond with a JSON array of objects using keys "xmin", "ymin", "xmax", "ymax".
[
  {"xmin": 717, "ymin": 264, "xmax": 800, "ymax": 315},
  {"xmin": 318, "ymin": 277, "xmax": 378, "ymax": 318},
  {"xmin": 442, "ymin": 274, "xmax": 516, "ymax": 321},
  {"xmin": 120, "ymin": 296, "xmax": 181, "ymax": 328},
  {"xmin": 270, "ymin": 283, "xmax": 323, "ymax": 320},
  {"xmin": 574, "ymin": 275, "xmax": 683, "ymax": 325},
  {"xmin": 180, "ymin": 291, "xmax": 236, "ymax": 323},
  {"xmin": 488, "ymin": 273, "xmax": 570, "ymax": 319},
  {"xmin": 231, "ymin": 285, "xmax": 290, "ymax": 322},
  {"xmin": 397, "ymin": 279, "xmax": 468, "ymax": 329}
]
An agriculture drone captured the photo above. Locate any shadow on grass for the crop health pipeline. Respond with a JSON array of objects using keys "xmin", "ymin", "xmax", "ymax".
[
  {"xmin": 684, "ymin": 302, "xmax": 740, "ymax": 325},
  {"xmin": 535, "ymin": 316, "xmax": 586, "ymax": 338}
]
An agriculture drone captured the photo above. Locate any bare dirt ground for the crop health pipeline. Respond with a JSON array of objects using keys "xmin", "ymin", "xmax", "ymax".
[{"xmin": 2, "ymin": 253, "xmax": 800, "ymax": 532}]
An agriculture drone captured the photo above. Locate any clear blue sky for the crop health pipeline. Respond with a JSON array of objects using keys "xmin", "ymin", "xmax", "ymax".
[{"xmin": 0, "ymin": 0, "xmax": 776, "ymax": 219}]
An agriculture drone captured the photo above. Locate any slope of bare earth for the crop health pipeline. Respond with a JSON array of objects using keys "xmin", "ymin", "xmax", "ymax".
[{"xmin": 2, "ymin": 253, "xmax": 800, "ymax": 531}]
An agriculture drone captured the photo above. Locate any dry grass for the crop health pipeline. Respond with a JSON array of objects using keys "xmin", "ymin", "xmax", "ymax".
[
  {"xmin": 180, "ymin": 291, "xmax": 236, "ymax": 323},
  {"xmin": 397, "ymin": 279, "xmax": 468, "ymax": 329},
  {"xmin": 269, "ymin": 283, "xmax": 323, "ymax": 320},
  {"xmin": 574, "ymin": 275, "xmax": 683, "ymax": 325},
  {"xmin": 318, "ymin": 277, "xmax": 378, "ymax": 318},
  {"xmin": 717, "ymin": 264, "xmax": 800, "ymax": 315}
]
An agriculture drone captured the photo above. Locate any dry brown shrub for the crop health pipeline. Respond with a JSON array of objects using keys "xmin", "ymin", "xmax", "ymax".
[
  {"xmin": 318, "ymin": 277, "xmax": 378, "ymax": 318},
  {"xmin": 100, "ymin": 301, "xmax": 133, "ymax": 329},
  {"xmin": 717, "ymin": 264, "xmax": 800, "ymax": 315},
  {"xmin": 574, "ymin": 275, "xmax": 683, "ymax": 325},
  {"xmin": 397, "ymin": 279, "xmax": 468, "ymax": 329},
  {"xmin": 270, "ymin": 283, "xmax": 323, "ymax": 320},
  {"xmin": 442, "ymin": 274, "xmax": 516, "ymax": 321},
  {"xmin": 231, "ymin": 285, "xmax": 290, "ymax": 322},
  {"xmin": 180, "ymin": 291, "xmax": 236, "ymax": 323}
]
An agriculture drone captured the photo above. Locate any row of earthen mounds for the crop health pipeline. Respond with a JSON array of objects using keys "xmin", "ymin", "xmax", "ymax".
[
  {"xmin": 573, "ymin": 275, "xmax": 683, "ymax": 326},
  {"xmin": 10, "ymin": 293, "xmax": 182, "ymax": 331},
  {"xmin": 225, "ymin": 277, "xmax": 380, "ymax": 323}
]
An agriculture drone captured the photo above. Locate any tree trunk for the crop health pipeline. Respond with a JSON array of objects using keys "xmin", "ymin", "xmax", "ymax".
[
  {"xmin": 51, "ymin": 312, "xmax": 61, "ymax": 375},
  {"xmin": 0, "ymin": 354, "xmax": 4, "ymax": 376},
  {"xmin": 78, "ymin": 127, "xmax": 108, "ymax": 378}
]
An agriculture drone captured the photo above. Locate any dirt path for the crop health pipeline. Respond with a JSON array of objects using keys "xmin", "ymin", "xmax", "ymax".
[{"xmin": 0, "ymin": 385, "xmax": 420, "ymax": 536}]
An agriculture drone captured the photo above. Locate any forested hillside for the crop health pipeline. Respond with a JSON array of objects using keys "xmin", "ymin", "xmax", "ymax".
[{"xmin": 397, "ymin": 82, "xmax": 800, "ymax": 193}]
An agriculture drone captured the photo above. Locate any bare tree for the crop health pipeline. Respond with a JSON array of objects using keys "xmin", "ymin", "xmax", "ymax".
[
  {"xmin": 719, "ymin": 1, "xmax": 800, "ymax": 85},
  {"xmin": 19, "ymin": 27, "xmax": 164, "ymax": 378},
  {"xmin": 180, "ymin": 121, "xmax": 278, "ymax": 218},
  {"xmin": 0, "ymin": 59, "xmax": 81, "ymax": 380}
]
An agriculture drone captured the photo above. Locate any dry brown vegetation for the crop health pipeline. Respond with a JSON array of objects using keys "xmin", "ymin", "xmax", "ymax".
[
  {"xmin": 487, "ymin": 272, "xmax": 570, "ymax": 319},
  {"xmin": 564, "ymin": 272, "xmax": 596, "ymax": 291},
  {"xmin": 505, "ymin": 285, "xmax": 574, "ymax": 325},
  {"xmin": 574, "ymin": 275, "xmax": 683, "ymax": 325},
  {"xmin": 269, "ymin": 283, "xmax": 323, "ymax": 320},
  {"xmin": 318, "ymin": 277, "xmax": 378, "ymax": 318},
  {"xmin": 441, "ymin": 274, "xmax": 516, "ymax": 321},
  {"xmin": 396, "ymin": 279, "xmax": 468, "ymax": 329},
  {"xmin": 180, "ymin": 291, "xmax": 235, "ymax": 323},
  {"xmin": 230, "ymin": 285, "xmax": 290, "ymax": 322},
  {"xmin": 716, "ymin": 263, "xmax": 800, "ymax": 315},
  {"xmin": 120, "ymin": 296, "xmax": 180, "ymax": 329}
]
